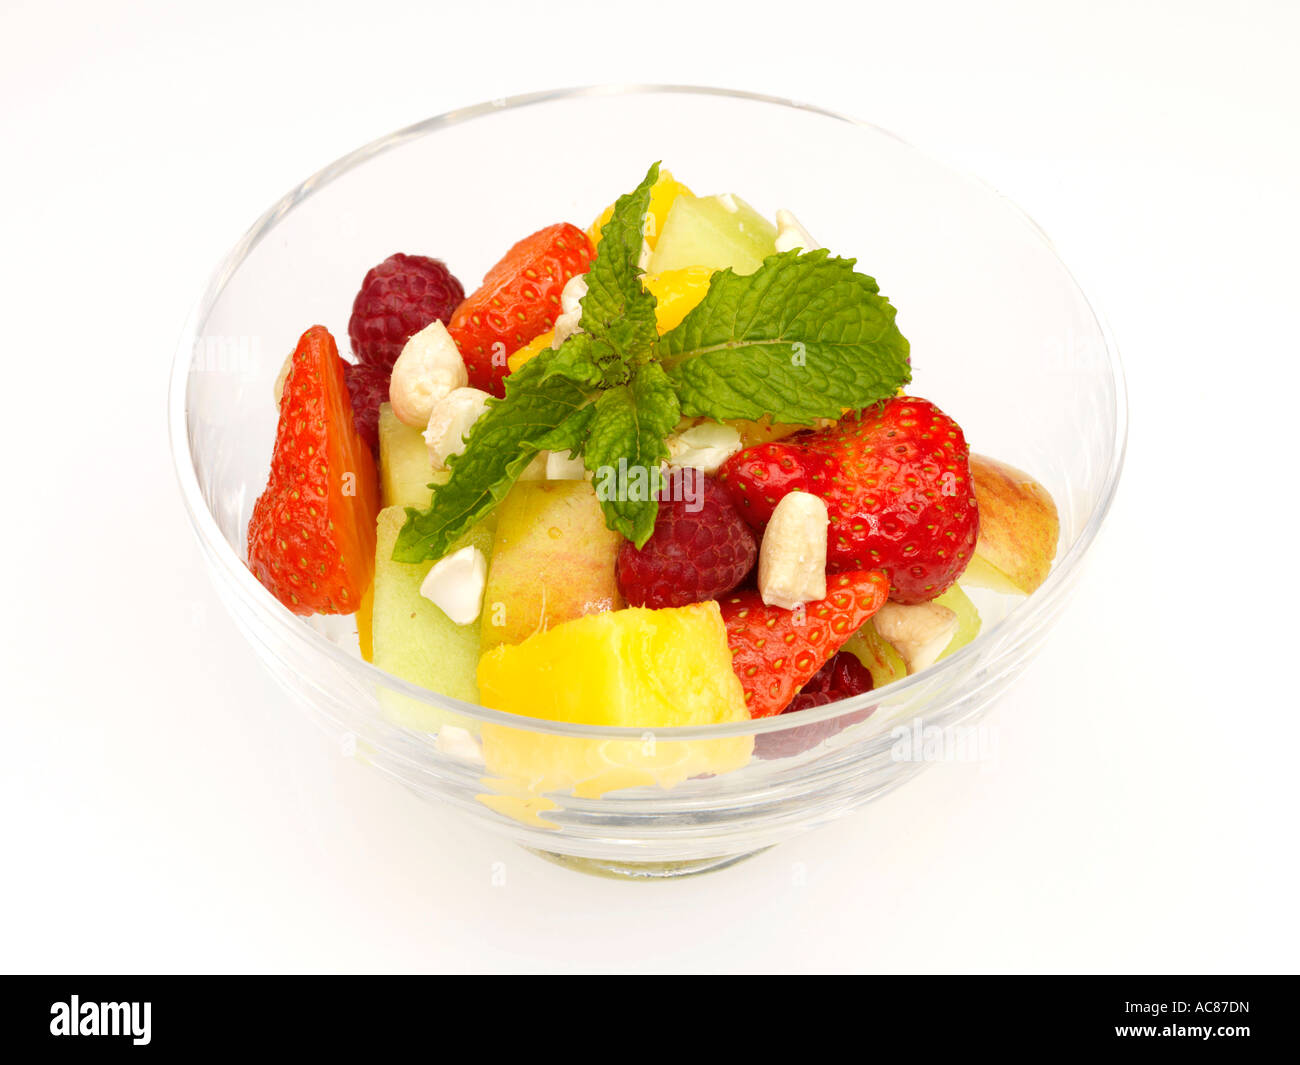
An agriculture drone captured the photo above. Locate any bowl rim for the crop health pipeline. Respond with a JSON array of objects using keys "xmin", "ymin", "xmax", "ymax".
[{"xmin": 168, "ymin": 83, "xmax": 1128, "ymax": 741}]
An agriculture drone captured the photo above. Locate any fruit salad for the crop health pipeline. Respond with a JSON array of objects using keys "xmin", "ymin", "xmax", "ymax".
[{"xmin": 247, "ymin": 163, "xmax": 1061, "ymax": 807}]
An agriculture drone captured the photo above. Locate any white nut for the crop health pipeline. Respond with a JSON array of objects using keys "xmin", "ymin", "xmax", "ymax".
[
  {"xmin": 546, "ymin": 450, "xmax": 587, "ymax": 480},
  {"xmin": 774, "ymin": 208, "xmax": 821, "ymax": 254},
  {"xmin": 389, "ymin": 320, "xmax": 468, "ymax": 427},
  {"xmin": 560, "ymin": 274, "xmax": 588, "ymax": 316},
  {"xmin": 551, "ymin": 274, "xmax": 588, "ymax": 349},
  {"xmin": 716, "ymin": 193, "xmax": 740, "ymax": 214},
  {"xmin": 757, "ymin": 491, "xmax": 829, "ymax": 610},
  {"xmin": 872, "ymin": 601, "xmax": 958, "ymax": 674},
  {"xmin": 419, "ymin": 545, "xmax": 487, "ymax": 625},
  {"xmin": 424, "ymin": 387, "xmax": 491, "ymax": 469},
  {"xmin": 667, "ymin": 421, "xmax": 743, "ymax": 474}
]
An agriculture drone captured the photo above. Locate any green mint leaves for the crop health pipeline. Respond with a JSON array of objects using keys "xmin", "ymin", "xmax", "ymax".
[
  {"xmin": 659, "ymin": 250, "xmax": 911, "ymax": 424},
  {"xmin": 581, "ymin": 362, "xmax": 680, "ymax": 544},
  {"xmin": 394, "ymin": 164, "xmax": 912, "ymax": 563},
  {"xmin": 577, "ymin": 162, "xmax": 661, "ymax": 372}
]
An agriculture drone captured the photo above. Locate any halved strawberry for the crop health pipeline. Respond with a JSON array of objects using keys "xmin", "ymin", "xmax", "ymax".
[
  {"xmin": 248, "ymin": 325, "xmax": 381, "ymax": 616},
  {"xmin": 447, "ymin": 222, "xmax": 594, "ymax": 396},
  {"xmin": 720, "ymin": 570, "xmax": 890, "ymax": 718},
  {"xmin": 718, "ymin": 397, "xmax": 978, "ymax": 603}
]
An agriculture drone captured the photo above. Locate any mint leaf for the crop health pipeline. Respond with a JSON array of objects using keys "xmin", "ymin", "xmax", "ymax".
[
  {"xmin": 392, "ymin": 350, "xmax": 589, "ymax": 563},
  {"xmin": 579, "ymin": 162, "xmax": 660, "ymax": 369},
  {"xmin": 657, "ymin": 249, "xmax": 911, "ymax": 423},
  {"xmin": 536, "ymin": 401, "xmax": 598, "ymax": 456},
  {"xmin": 535, "ymin": 332, "xmax": 611, "ymax": 390},
  {"xmin": 584, "ymin": 362, "xmax": 680, "ymax": 547}
]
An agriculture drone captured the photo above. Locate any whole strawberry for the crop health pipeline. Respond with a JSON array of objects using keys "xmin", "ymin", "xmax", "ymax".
[
  {"xmin": 448, "ymin": 222, "xmax": 594, "ymax": 396},
  {"xmin": 616, "ymin": 468, "xmax": 757, "ymax": 609},
  {"xmin": 720, "ymin": 570, "xmax": 889, "ymax": 718},
  {"xmin": 248, "ymin": 326, "xmax": 381, "ymax": 615},
  {"xmin": 343, "ymin": 360, "xmax": 389, "ymax": 456},
  {"xmin": 348, "ymin": 253, "xmax": 464, "ymax": 371},
  {"xmin": 718, "ymin": 397, "xmax": 978, "ymax": 604}
]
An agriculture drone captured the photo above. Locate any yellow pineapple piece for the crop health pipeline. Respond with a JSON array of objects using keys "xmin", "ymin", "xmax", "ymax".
[
  {"xmin": 356, "ymin": 581, "xmax": 374, "ymax": 662},
  {"xmin": 507, "ymin": 329, "xmax": 553, "ymax": 373},
  {"xmin": 477, "ymin": 602, "xmax": 753, "ymax": 802},
  {"xmin": 587, "ymin": 169, "xmax": 694, "ymax": 250},
  {"xmin": 642, "ymin": 266, "xmax": 712, "ymax": 332}
]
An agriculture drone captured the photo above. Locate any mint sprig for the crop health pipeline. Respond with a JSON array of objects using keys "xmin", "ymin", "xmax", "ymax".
[
  {"xmin": 395, "ymin": 164, "xmax": 912, "ymax": 562},
  {"xmin": 659, "ymin": 249, "xmax": 910, "ymax": 423}
]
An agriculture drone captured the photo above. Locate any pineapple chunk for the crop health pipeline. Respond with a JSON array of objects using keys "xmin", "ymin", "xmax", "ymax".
[
  {"xmin": 588, "ymin": 168, "xmax": 694, "ymax": 250},
  {"xmin": 478, "ymin": 602, "xmax": 753, "ymax": 799}
]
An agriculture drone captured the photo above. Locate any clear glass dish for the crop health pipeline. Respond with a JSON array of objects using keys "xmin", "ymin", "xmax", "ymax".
[{"xmin": 169, "ymin": 85, "xmax": 1126, "ymax": 878}]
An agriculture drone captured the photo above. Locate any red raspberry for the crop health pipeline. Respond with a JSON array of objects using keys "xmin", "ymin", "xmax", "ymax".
[
  {"xmin": 348, "ymin": 253, "xmax": 465, "ymax": 371},
  {"xmin": 789, "ymin": 651, "xmax": 875, "ymax": 707},
  {"xmin": 756, "ymin": 652, "xmax": 876, "ymax": 760},
  {"xmin": 344, "ymin": 360, "xmax": 389, "ymax": 456},
  {"xmin": 616, "ymin": 468, "xmax": 757, "ymax": 609}
]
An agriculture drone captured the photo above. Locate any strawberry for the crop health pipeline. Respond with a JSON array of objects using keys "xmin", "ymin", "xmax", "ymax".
[
  {"xmin": 720, "ymin": 570, "xmax": 890, "ymax": 718},
  {"xmin": 718, "ymin": 397, "xmax": 978, "ymax": 604},
  {"xmin": 447, "ymin": 222, "xmax": 594, "ymax": 396},
  {"xmin": 248, "ymin": 326, "xmax": 381, "ymax": 616}
]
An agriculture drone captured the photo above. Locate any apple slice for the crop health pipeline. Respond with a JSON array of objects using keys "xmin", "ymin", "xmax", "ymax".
[
  {"xmin": 965, "ymin": 454, "xmax": 1060, "ymax": 595},
  {"xmin": 480, "ymin": 481, "xmax": 625, "ymax": 651}
]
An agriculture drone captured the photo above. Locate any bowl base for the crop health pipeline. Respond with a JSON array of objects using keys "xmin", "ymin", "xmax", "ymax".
[{"xmin": 525, "ymin": 847, "xmax": 771, "ymax": 880}]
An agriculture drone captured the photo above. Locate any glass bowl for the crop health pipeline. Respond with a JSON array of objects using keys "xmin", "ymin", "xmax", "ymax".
[{"xmin": 169, "ymin": 86, "xmax": 1126, "ymax": 878}]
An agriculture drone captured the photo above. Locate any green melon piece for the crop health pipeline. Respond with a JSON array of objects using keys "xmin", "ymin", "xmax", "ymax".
[
  {"xmin": 842, "ymin": 624, "xmax": 907, "ymax": 691},
  {"xmin": 379, "ymin": 403, "xmax": 446, "ymax": 510},
  {"xmin": 934, "ymin": 584, "xmax": 981, "ymax": 661},
  {"xmin": 372, "ymin": 506, "xmax": 491, "ymax": 734},
  {"xmin": 647, "ymin": 193, "xmax": 777, "ymax": 276}
]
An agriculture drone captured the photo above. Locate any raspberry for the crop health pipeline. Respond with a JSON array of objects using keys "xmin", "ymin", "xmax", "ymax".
[
  {"xmin": 788, "ymin": 651, "xmax": 875, "ymax": 708},
  {"xmin": 756, "ymin": 652, "xmax": 876, "ymax": 760},
  {"xmin": 344, "ymin": 360, "xmax": 389, "ymax": 456},
  {"xmin": 348, "ymin": 253, "xmax": 465, "ymax": 371},
  {"xmin": 616, "ymin": 468, "xmax": 757, "ymax": 609}
]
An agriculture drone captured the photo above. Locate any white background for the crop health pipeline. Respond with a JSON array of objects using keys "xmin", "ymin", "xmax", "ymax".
[{"xmin": 2, "ymin": 0, "xmax": 1297, "ymax": 973}]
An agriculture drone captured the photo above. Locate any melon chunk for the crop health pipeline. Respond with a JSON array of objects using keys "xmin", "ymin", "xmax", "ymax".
[
  {"xmin": 647, "ymin": 193, "xmax": 777, "ymax": 276},
  {"xmin": 371, "ymin": 506, "xmax": 491, "ymax": 733},
  {"xmin": 378, "ymin": 402, "xmax": 444, "ymax": 510}
]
